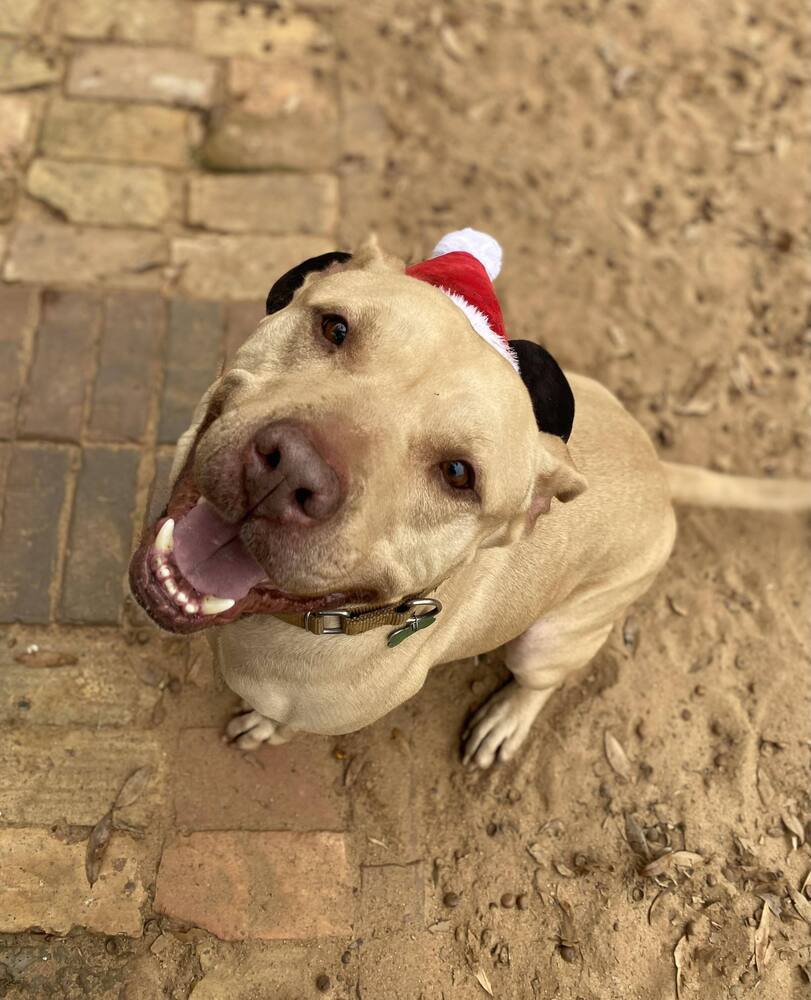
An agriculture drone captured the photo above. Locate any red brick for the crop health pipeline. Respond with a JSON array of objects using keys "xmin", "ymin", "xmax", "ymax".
[
  {"xmin": 0, "ymin": 445, "xmax": 71, "ymax": 623},
  {"xmin": 87, "ymin": 292, "xmax": 165, "ymax": 443},
  {"xmin": 59, "ymin": 446, "xmax": 140, "ymax": 624},
  {"xmin": 18, "ymin": 289, "xmax": 101, "ymax": 442},
  {"xmin": 157, "ymin": 299, "xmax": 223, "ymax": 444},
  {"xmin": 173, "ymin": 728, "xmax": 345, "ymax": 831},
  {"xmin": 224, "ymin": 300, "xmax": 264, "ymax": 365},
  {"xmin": 0, "ymin": 285, "xmax": 38, "ymax": 439},
  {"xmin": 0, "ymin": 828, "xmax": 148, "ymax": 936},
  {"xmin": 67, "ymin": 44, "xmax": 217, "ymax": 109},
  {"xmin": 154, "ymin": 831, "xmax": 353, "ymax": 939}
]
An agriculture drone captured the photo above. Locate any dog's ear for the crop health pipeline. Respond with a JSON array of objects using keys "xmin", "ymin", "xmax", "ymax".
[
  {"xmin": 266, "ymin": 251, "xmax": 352, "ymax": 315},
  {"xmin": 510, "ymin": 339, "xmax": 575, "ymax": 442},
  {"xmin": 528, "ymin": 431, "xmax": 587, "ymax": 523}
]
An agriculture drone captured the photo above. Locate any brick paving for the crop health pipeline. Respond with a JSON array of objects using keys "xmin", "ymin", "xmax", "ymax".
[{"xmin": 0, "ymin": 2, "xmax": 426, "ymax": 996}]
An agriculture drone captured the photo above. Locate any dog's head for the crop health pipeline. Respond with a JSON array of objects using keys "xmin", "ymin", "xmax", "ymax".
[{"xmin": 129, "ymin": 236, "xmax": 586, "ymax": 633}]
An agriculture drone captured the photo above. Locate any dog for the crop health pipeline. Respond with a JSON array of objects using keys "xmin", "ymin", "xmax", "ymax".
[{"xmin": 129, "ymin": 229, "xmax": 810, "ymax": 769}]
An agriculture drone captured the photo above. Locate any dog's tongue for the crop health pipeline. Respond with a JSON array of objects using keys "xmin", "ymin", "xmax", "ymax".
[{"xmin": 172, "ymin": 500, "xmax": 268, "ymax": 600}]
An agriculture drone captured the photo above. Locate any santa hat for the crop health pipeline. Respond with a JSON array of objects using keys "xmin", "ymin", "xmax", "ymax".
[{"xmin": 406, "ymin": 228, "xmax": 519, "ymax": 371}]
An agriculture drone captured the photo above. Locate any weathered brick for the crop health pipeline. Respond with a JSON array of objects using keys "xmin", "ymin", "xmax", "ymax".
[
  {"xmin": 0, "ymin": 727, "xmax": 167, "ymax": 826},
  {"xmin": 59, "ymin": 0, "xmax": 191, "ymax": 45},
  {"xmin": 360, "ymin": 862, "xmax": 424, "ymax": 935},
  {"xmin": 41, "ymin": 98, "xmax": 191, "ymax": 168},
  {"xmin": 0, "ymin": 285, "xmax": 38, "ymax": 439},
  {"xmin": 224, "ymin": 300, "xmax": 264, "ymax": 364},
  {"xmin": 194, "ymin": 3, "xmax": 329, "ymax": 59},
  {"xmin": 18, "ymin": 289, "xmax": 101, "ymax": 441},
  {"xmin": 59, "ymin": 446, "xmax": 140, "ymax": 624},
  {"xmin": 188, "ymin": 173, "xmax": 338, "ymax": 235},
  {"xmin": 341, "ymin": 97, "xmax": 390, "ymax": 168},
  {"xmin": 193, "ymin": 941, "xmax": 347, "ymax": 1000},
  {"xmin": 4, "ymin": 222, "xmax": 168, "ymax": 288},
  {"xmin": 27, "ymin": 159, "xmax": 175, "ymax": 228},
  {"xmin": 228, "ymin": 55, "xmax": 336, "ymax": 119},
  {"xmin": 0, "ymin": 173, "xmax": 17, "ymax": 220},
  {"xmin": 154, "ymin": 831, "xmax": 353, "ymax": 939},
  {"xmin": 0, "ymin": 634, "xmax": 161, "ymax": 727},
  {"xmin": 0, "ymin": 0, "xmax": 41, "ymax": 34},
  {"xmin": 67, "ymin": 44, "xmax": 217, "ymax": 109},
  {"xmin": 87, "ymin": 292, "xmax": 165, "ymax": 443},
  {"xmin": 157, "ymin": 299, "xmax": 223, "ymax": 444},
  {"xmin": 0, "ymin": 446, "xmax": 71, "ymax": 623},
  {"xmin": 200, "ymin": 108, "xmax": 337, "ymax": 172},
  {"xmin": 171, "ymin": 234, "xmax": 332, "ymax": 301},
  {"xmin": 173, "ymin": 729, "xmax": 345, "ymax": 831},
  {"xmin": 0, "ymin": 829, "xmax": 148, "ymax": 936},
  {"xmin": 0, "ymin": 39, "xmax": 60, "ymax": 91},
  {"xmin": 0, "ymin": 95, "xmax": 34, "ymax": 163},
  {"xmin": 358, "ymin": 934, "xmax": 452, "ymax": 1000}
]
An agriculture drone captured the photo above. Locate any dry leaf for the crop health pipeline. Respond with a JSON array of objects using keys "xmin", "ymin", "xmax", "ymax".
[
  {"xmin": 788, "ymin": 886, "xmax": 811, "ymax": 924},
  {"xmin": 624, "ymin": 813, "xmax": 652, "ymax": 861},
  {"xmin": 781, "ymin": 810, "xmax": 805, "ymax": 844},
  {"xmin": 428, "ymin": 920, "xmax": 451, "ymax": 934},
  {"xmin": 756, "ymin": 764, "xmax": 776, "ymax": 806},
  {"xmin": 673, "ymin": 398, "xmax": 714, "ymax": 417},
  {"xmin": 475, "ymin": 967, "xmax": 493, "ymax": 996},
  {"xmin": 604, "ymin": 731, "xmax": 632, "ymax": 781},
  {"xmin": 14, "ymin": 649, "xmax": 77, "ymax": 668},
  {"xmin": 802, "ymin": 869, "xmax": 811, "ymax": 897},
  {"xmin": 85, "ymin": 811, "xmax": 113, "ymax": 886},
  {"xmin": 754, "ymin": 902, "xmax": 771, "ymax": 974},
  {"xmin": 641, "ymin": 851, "xmax": 703, "ymax": 879},
  {"xmin": 555, "ymin": 898, "xmax": 578, "ymax": 947},
  {"xmin": 673, "ymin": 933, "xmax": 689, "ymax": 999},
  {"xmin": 114, "ymin": 767, "xmax": 152, "ymax": 811},
  {"xmin": 554, "ymin": 861, "xmax": 575, "ymax": 878},
  {"xmin": 367, "ymin": 837, "xmax": 387, "ymax": 848},
  {"xmin": 527, "ymin": 842, "xmax": 545, "ymax": 864}
]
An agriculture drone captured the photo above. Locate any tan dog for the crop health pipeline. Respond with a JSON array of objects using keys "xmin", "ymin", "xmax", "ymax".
[{"xmin": 129, "ymin": 234, "xmax": 810, "ymax": 768}]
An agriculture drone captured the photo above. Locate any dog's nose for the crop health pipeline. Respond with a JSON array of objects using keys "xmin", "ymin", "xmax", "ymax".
[{"xmin": 248, "ymin": 423, "xmax": 342, "ymax": 524}]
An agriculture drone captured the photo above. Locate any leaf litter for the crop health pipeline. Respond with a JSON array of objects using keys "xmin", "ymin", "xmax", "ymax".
[
  {"xmin": 84, "ymin": 766, "xmax": 153, "ymax": 886},
  {"xmin": 604, "ymin": 730, "xmax": 633, "ymax": 781}
]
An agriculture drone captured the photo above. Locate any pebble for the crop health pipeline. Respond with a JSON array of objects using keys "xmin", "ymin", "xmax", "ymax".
[
  {"xmin": 341, "ymin": 951, "xmax": 351, "ymax": 965},
  {"xmin": 706, "ymin": 873, "xmax": 718, "ymax": 886},
  {"xmin": 500, "ymin": 892, "xmax": 516, "ymax": 908},
  {"xmin": 315, "ymin": 973, "xmax": 331, "ymax": 993},
  {"xmin": 486, "ymin": 821, "xmax": 498, "ymax": 836},
  {"xmin": 516, "ymin": 893, "xmax": 529, "ymax": 910},
  {"xmin": 560, "ymin": 945, "xmax": 577, "ymax": 963},
  {"xmin": 681, "ymin": 708, "xmax": 691, "ymax": 721},
  {"xmin": 443, "ymin": 891, "xmax": 460, "ymax": 908},
  {"xmin": 632, "ymin": 886, "xmax": 644, "ymax": 902},
  {"xmin": 480, "ymin": 928, "xmax": 494, "ymax": 947},
  {"xmin": 104, "ymin": 938, "xmax": 118, "ymax": 955}
]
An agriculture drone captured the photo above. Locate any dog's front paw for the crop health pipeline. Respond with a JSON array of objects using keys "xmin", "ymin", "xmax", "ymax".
[
  {"xmin": 461, "ymin": 681, "xmax": 554, "ymax": 769},
  {"xmin": 225, "ymin": 706, "xmax": 292, "ymax": 750}
]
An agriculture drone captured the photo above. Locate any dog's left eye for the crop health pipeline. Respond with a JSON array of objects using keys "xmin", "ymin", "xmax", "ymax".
[
  {"xmin": 321, "ymin": 314, "xmax": 348, "ymax": 346},
  {"xmin": 441, "ymin": 460, "xmax": 475, "ymax": 490}
]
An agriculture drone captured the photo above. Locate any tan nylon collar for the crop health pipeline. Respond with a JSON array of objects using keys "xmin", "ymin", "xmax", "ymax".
[{"xmin": 272, "ymin": 593, "xmax": 442, "ymax": 643}]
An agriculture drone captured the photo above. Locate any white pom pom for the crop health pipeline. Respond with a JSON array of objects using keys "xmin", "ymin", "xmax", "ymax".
[{"xmin": 430, "ymin": 227, "xmax": 503, "ymax": 280}]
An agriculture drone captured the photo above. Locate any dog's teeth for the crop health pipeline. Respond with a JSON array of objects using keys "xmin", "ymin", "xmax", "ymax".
[
  {"xmin": 200, "ymin": 595, "xmax": 235, "ymax": 616},
  {"xmin": 156, "ymin": 565, "xmax": 173, "ymax": 581},
  {"xmin": 174, "ymin": 590, "xmax": 189, "ymax": 606},
  {"xmin": 154, "ymin": 518, "xmax": 175, "ymax": 554},
  {"xmin": 163, "ymin": 578, "xmax": 178, "ymax": 597},
  {"xmin": 184, "ymin": 601, "xmax": 199, "ymax": 615}
]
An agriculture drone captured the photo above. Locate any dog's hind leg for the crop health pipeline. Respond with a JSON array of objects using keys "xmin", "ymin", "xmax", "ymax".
[{"xmin": 225, "ymin": 703, "xmax": 294, "ymax": 750}]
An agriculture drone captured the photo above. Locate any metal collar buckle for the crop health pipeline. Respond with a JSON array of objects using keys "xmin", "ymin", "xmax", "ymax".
[
  {"xmin": 302, "ymin": 609, "xmax": 352, "ymax": 636},
  {"xmin": 387, "ymin": 597, "xmax": 443, "ymax": 647}
]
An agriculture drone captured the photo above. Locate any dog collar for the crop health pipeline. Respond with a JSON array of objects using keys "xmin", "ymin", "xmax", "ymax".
[{"xmin": 273, "ymin": 594, "xmax": 442, "ymax": 647}]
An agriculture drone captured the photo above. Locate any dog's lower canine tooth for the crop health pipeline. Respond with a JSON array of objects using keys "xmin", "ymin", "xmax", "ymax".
[
  {"xmin": 201, "ymin": 595, "xmax": 236, "ymax": 616},
  {"xmin": 154, "ymin": 518, "xmax": 175, "ymax": 554}
]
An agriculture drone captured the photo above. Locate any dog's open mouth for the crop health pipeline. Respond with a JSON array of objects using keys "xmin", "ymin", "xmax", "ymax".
[{"xmin": 129, "ymin": 477, "xmax": 372, "ymax": 635}]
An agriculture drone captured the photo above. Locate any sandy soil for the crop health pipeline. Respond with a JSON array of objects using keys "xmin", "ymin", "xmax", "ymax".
[{"xmin": 335, "ymin": 0, "xmax": 811, "ymax": 996}]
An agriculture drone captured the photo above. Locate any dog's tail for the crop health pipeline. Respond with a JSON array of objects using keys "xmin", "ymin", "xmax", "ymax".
[{"xmin": 662, "ymin": 462, "xmax": 811, "ymax": 512}]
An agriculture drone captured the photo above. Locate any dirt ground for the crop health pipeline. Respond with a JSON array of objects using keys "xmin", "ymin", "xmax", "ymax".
[{"xmin": 1, "ymin": 0, "xmax": 810, "ymax": 997}]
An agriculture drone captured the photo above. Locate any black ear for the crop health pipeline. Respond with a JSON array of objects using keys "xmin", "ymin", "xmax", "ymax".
[
  {"xmin": 510, "ymin": 339, "xmax": 575, "ymax": 442},
  {"xmin": 266, "ymin": 251, "xmax": 352, "ymax": 315}
]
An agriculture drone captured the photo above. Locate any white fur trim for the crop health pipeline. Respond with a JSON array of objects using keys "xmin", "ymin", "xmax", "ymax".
[
  {"xmin": 440, "ymin": 287, "xmax": 519, "ymax": 372},
  {"xmin": 430, "ymin": 228, "xmax": 502, "ymax": 280}
]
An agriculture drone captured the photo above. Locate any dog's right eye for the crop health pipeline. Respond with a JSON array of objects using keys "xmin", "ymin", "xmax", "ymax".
[
  {"xmin": 441, "ymin": 460, "xmax": 475, "ymax": 490},
  {"xmin": 321, "ymin": 314, "xmax": 348, "ymax": 346}
]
